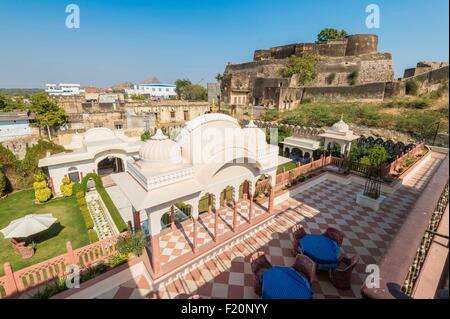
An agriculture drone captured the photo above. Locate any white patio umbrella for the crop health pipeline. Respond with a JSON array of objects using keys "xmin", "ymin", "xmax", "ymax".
[{"xmin": 0, "ymin": 213, "xmax": 57, "ymax": 239}]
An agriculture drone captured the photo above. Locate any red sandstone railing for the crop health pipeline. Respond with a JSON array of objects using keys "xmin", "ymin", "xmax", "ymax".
[
  {"xmin": 0, "ymin": 234, "xmax": 125, "ymax": 299},
  {"xmin": 385, "ymin": 142, "xmax": 426, "ymax": 175}
]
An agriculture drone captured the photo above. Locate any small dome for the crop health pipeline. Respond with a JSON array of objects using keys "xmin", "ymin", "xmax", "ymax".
[
  {"xmin": 331, "ymin": 119, "xmax": 349, "ymax": 133},
  {"xmin": 139, "ymin": 129, "xmax": 182, "ymax": 166},
  {"xmin": 243, "ymin": 120, "xmax": 267, "ymax": 150}
]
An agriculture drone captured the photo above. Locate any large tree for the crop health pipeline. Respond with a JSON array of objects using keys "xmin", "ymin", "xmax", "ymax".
[
  {"xmin": 175, "ymin": 79, "xmax": 207, "ymax": 101},
  {"xmin": 317, "ymin": 28, "xmax": 349, "ymax": 42},
  {"xmin": 30, "ymin": 92, "xmax": 66, "ymax": 139},
  {"xmin": 279, "ymin": 53, "xmax": 320, "ymax": 84}
]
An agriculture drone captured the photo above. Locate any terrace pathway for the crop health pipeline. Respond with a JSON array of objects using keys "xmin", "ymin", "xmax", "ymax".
[
  {"xmin": 97, "ymin": 152, "xmax": 444, "ymax": 299},
  {"xmin": 149, "ymin": 153, "xmax": 443, "ymax": 299}
]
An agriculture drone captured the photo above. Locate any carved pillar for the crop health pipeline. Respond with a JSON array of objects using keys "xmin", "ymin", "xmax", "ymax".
[
  {"xmin": 248, "ymin": 195, "xmax": 253, "ymax": 224},
  {"xmin": 268, "ymin": 187, "xmax": 274, "ymax": 214},
  {"xmin": 232, "ymin": 200, "xmax": 237, "ymax": 231},
  {"xmin": 170, "ymin": 205, "xmax": 175, "ymax": 230},
  {"xmin": 192, "ymin": 216, "xmax": 197, "ymax": 253},
  {"xmin": 133, "ymin": 211, "xmax": 141, "ymax": 232},
  {"xmin": 151, "ymin": 234, "xmax": 161, "ymax": 274}
]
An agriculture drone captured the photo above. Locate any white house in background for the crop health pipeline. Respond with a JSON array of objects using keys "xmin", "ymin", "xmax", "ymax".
[
  {"xmin": 0, "ymin": 110, "xmax": 35, "ymax": 141},
  {"xmin": 45, "ymin": 83, "xmax": 85, "ymax": 96},
  {"xmin": 125, "ymin": 84, "xmax": 177, "ymax": 99},
  {"xmin": 38, "ymin": 128, "xmax": 144, "ymax": 195}
]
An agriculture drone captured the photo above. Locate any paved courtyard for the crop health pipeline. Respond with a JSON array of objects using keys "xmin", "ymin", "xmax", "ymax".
[{"xmin": 97, "ymin": 153, "xmax": 443, "ymax": 299}]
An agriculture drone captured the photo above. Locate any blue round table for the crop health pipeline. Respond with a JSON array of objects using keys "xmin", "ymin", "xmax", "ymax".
[
  {"xmin": 261, "ymin": 266, "xmax": 313, "ymax": 299},
  {"xmin": 298, "ymin": 234, "xmax": 342, "ymax": 270}
]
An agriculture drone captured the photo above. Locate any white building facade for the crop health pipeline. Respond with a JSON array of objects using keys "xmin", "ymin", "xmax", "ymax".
[
  {"xmin": 45, "ymin": 83, "xmax": 85, "ymax": 96},
  {"xmin": 38, "ymin": 128, "xmax": 144, "ymax": 195},
  {"xmin": 125, "ymin": 84, "xmax": 177, "ymax": 99},
  {"xmin": 0, "ymin": 111, "xmax": 34, "ymax": 141}
]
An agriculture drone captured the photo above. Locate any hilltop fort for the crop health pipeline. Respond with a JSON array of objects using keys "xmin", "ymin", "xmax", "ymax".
[{"xmin": 220, "ymin": 34, "xmax": 448, "ymax": 111}]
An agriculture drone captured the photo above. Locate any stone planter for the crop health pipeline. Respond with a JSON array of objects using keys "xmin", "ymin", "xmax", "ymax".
[{"xmin": 356, "ymin": 191, "xmax": 386, "ymax": 211}]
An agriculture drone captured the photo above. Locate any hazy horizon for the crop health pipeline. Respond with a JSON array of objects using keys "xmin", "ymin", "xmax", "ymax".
[{"xmin": 0, "ymin": 0, "xmax": 448, "ymax": 88}]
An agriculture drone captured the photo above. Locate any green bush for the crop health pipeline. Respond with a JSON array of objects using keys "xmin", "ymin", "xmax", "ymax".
[
  {"xmin": 88, "ymin": 229, "xmax": 99, "ymax": 243},
  {"xmin": 141, "ymin": 130, "xmax": 151, "ymax": 141},
  {"xmin": 348, "ymin": 70, "xmax": 359, "ymax": 86},
  {"xmin": 326, "ymin": 73, "xmax": 336, "ymax": 85},
  {"xmin": 359, "ymin": 145, "xmax": 388, "ymax": 167},
  {"xmin": 117, "ymin": 232, "xmax": 146, "ymax": 256},
  {"xmin": 107, "ymin": 253, "xmax": 129, "ymax": 267},
  {"xmin": 60, "ymin": 177, "xmax": 74, "ymax": 197},
  {"xmin": 33, "ymin": 172, "xmax": 51, "ymax": 203},
  {"xmin": 405, "ymin": 79, "xmax": 420, "ymax": 96},
  {"xmin": 296, "ymin": 174, "xmax": 306, "ymax": 182},
  {"xmin": 76, "ymin": 195, "xmax": 94, "ymax": 230},
  {"xmin": 279, "ymin": 53, "xmax": 320, "ymax": 84},
  {"xmin": 0, "ymin": 169, "xmax": 6, "ymax": 197}
]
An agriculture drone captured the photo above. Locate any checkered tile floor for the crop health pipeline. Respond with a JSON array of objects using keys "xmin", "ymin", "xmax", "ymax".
[
  {"xmin": 148, "ymin": 155, "xmax": 440, "ymax": 299},
  {"xmin": 158, "ymin": 201, "xmax": 267, "ymax": 264},
  {"xmin": 99, "ymin": 154, "xmax": 441, "ymax": 299}
]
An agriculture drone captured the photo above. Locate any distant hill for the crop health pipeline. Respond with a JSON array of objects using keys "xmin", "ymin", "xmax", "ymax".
[
  {"xmin": 0, "ymin": 88, "xmax": 44, "ymax": 96},
  {"xmin": 141, "ymin": 76, "xmax": 161, "ymax": 84}
]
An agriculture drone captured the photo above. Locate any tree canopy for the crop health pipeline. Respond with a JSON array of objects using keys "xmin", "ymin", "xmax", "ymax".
[
  {"xmin": 29, "ymin": 92, "xmax": 67, "ymax": 135},
  {"xmin": 317, "ymin": 28, "xmax": 349, "ymax": 42},
  {"xmin": 0, "ymin": 94, "xmax": 27, "ymax": 112},
  {"xmin": 175, "ymin": 79, "xmax": 207, "ymax": 101},
  {"xmin": 279, "ymin": 53, "xmax": 320, "ymax": 84}
]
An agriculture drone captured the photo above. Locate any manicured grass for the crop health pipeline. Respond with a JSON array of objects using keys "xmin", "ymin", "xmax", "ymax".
[
  {"xmin": 0, "ymin": 190, "xmax": 90, "ymax": 276},
  {"xmin": 276, "ymin": 161, "xmax": 298, "ymax": 174}
]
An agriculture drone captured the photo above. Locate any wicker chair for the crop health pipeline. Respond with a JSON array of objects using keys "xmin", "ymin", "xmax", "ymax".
[
  {"xmin": 291, "ymin": 224, "xmax": 307, "ymax": 256},
  {"xmin": 250, "ymin": 251, "xmax": 272, "ymax": 295},
  {"xmin": 323, "ymin": 227, "xmax": 344, "ymax": 246},
  {"xmin": 292, "ymin": 254, "xmax": 316, "ymax": 284},
  {"xmin": 328, "ymin": 255, "xmax": 359, "ymax": 289}
]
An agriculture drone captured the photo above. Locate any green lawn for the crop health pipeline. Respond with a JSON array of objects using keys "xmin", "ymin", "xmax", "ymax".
[
  {"xmin": 276, "ymin": 161, "xmax": 298, "ymax": 174},
  {"xmin": 0, "ymin": 190, "xmax": 90, "ymax": 276}
]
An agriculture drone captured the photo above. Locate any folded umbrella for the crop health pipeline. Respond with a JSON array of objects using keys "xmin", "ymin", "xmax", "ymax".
[{"xmin": 0, "ymin": 213, "xmax": 57, "ymax": 239}]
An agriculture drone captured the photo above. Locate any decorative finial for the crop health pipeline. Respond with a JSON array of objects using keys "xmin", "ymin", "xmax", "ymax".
[
  {"xmin": 155, "ymin": 114, "xmax": 161, "ymax": 129},
  {"xmin": 340, "ymin": 113, "xmax": 344, "ymax": 121},
  {"xmin": 211, "ymin": 98, "xmax": 216, "ymax": 113}
]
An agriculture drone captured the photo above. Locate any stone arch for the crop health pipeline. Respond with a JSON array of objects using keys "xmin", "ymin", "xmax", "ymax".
[
  {"xmin": 198, "ymin": 193, "xmax": 216, "ymax": 215},
  {"xmin": 238, "ymin": 180, "xmax": 253, "ymax": 200},
  {"xmin": 220, "ymin": 186, "xmax": 235, "ymax": 207}
]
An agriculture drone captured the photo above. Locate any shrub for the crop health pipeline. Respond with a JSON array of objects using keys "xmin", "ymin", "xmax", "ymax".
[
  {"xmin": 405, "ymin": 79, "xmax": 420, "ymax": 96},
  {"xmin": 117, "ymin": 232, "xmax": 146, "ymax": 257},
  {"xmin": 326, "ymin": 73, "xmax": 336, "ymax": 85},
  {"xmin": 348, "ymin": 70, "xmax": 359, "ymax": 86},
  {"xmin": 0, "ymin": 169, "xmax": 6, "ymax": 197},
  {"xmin": 76, "ymin": 194, "xmax": 94, "ymax": 230},
  {"xmin": 60, "ymin": 177, "xmax": 74, "ymax": 197},
  {"xmin": 72, "ymin": 182, "xmax": 83, "ymax": 195},
  {"xmin": 279, "ymin": 53, "xmax": 320, "ymax": 84},
  {"xmin": 33, "ymin": 172, "xmax": 51, "ymax": 203},
  {"xmin": 141, "ymin": 130, "xmax": 151, "ymax": 141},
  {"xmin": 301, "ymin": 98, "xmax": 312, "ymax": 104},
  {"xmin": 359, "ymin": 145, "xmax": 388, "ymax": 167},
  {"xmin": 107, "ymin": 253, "xmax": 129, "ymax": 267},
  {"xmin": 296, "ymin": 174, "xmax": 306, "ymax": 182},
  {"xmin": 88, "ymin": 229, "xmax": 99, "ymax": 243}
]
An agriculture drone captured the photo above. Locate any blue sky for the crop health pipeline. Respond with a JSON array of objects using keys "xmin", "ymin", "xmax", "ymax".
[{"xmin": 0, "ymin": 0, "xmax": 448, "ymax": 88}]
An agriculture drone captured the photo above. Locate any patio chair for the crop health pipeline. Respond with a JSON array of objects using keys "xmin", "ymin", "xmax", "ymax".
[
  {"xmin": 250, "ymin": 251, "xmax": 272, "ymax": 295},
  {"xmin": 328, "ymin": 255, "xmax": 359, "ymax": 289},
  {"xmin": 11, "ymin": 238, "xmax": 26, "ymax": 254},
  {"xmin": 16, "ymin": 245, "xmax": 35, "ymax": 259},
  {"xmin": 292, "ymin": 254, "xmax": 316, "ymax": 284},
  {"xmin": 323, "ymin": 227, "xmax": 344, "ymax": 246},
  {"xmin": 291, "ymin": 224, "xmax": 306, "ymax": 256}
]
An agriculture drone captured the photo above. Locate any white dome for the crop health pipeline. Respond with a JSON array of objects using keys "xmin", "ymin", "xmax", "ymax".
[
  {"xmin": 139, "ymin": 129, "xmax": 182, "ymax": 166},
  {"xmin": 243, "ymin": 120, "xmax": 267, "ymax": 150},
  {"xmin": 330, "ymin": 119, "xmax": 349, "ymax": 133},
  {"xmin": 84, "ymin": 127, "xmax": 116, "ymax": 142}
]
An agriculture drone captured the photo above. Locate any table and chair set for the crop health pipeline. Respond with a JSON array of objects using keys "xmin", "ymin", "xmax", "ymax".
[{"xmin": 250, "ymin": 225, "xmax": 359, "ymax": 299}]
